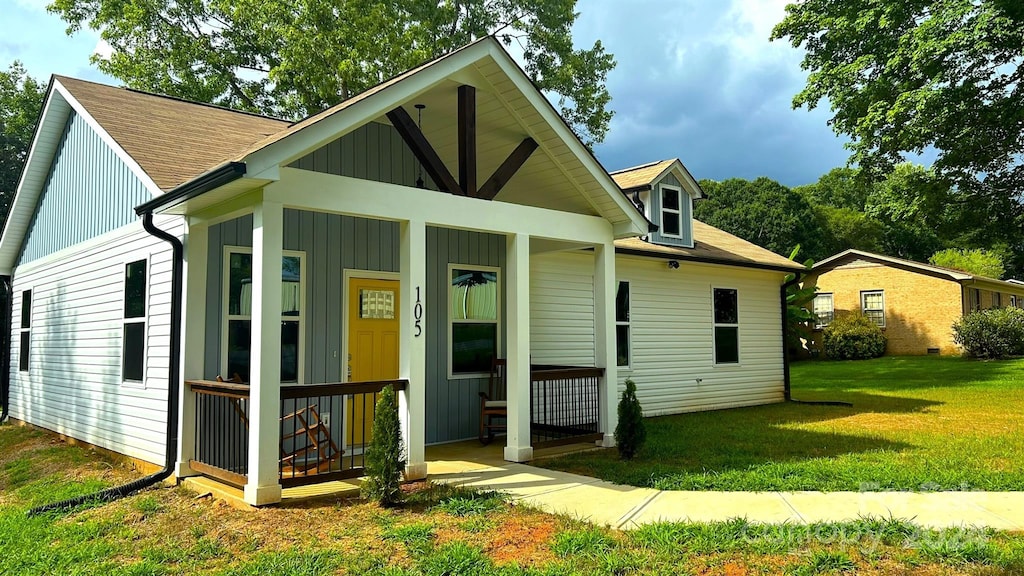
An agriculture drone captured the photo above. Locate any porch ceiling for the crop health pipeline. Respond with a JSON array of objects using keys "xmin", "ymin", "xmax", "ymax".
[{"xmin": 375, "ymin": 62, "xmax": 607, "ymax": 217}]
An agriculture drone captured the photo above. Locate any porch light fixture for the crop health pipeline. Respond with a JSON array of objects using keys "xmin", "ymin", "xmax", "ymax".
[
  {"xmin": 415, "ymin": 104, "xmax": 426, "ymax": 188},
  {"xmin": 667, "ymin": 260, "xmax": 680, "ymax": 269}
]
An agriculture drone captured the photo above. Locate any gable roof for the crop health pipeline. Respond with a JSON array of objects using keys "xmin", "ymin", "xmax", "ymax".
[
  {"xmin": 610, "ymin": 158, "xmax": 705, "ymax": 198},
  {"xmin": 223, "ymin": 37, "xmax": 648, "ymax": 236},
  {"xmin": 56, "ymin": 77, "xmax": 289, "ymax": 191},
  {"xmin": 812, "ymin": 249, "xmax": 1024, "ymax": 291},
  {"xmin": 616, "ymin": 219, "xmax": 805, "ymax": 272}
]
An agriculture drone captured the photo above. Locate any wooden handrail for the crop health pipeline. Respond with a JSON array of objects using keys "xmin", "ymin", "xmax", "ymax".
[
  {"xmin": 280, "ymin": 379, "xmax": 409, "ymax": 399},
  {"xmin": 530, "ymin": 367, "xmax": 604, "ymax": 382},
  {"xmin": 187, "ymin": 379, "xmax": 250, "ymax": 397},
  {"xmin": 187, "ymin": 378, "xmax": 409, "ymax": 400}
]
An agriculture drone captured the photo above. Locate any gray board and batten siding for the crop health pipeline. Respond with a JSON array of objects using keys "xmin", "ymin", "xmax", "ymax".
[
  {"xmin": 204, "ymin": 213, "xmax": 507, "ymax": 444},
  {"xmin": 288, "ymin": 121, "xmax": 439, "ymax": 191},
  {"xmin": 645, "ymin": 172, "xmax": 694, "ymax": 248},
  {"xmin": 17, "ymin": 112, "xmax": 152, "ymax": 266}
]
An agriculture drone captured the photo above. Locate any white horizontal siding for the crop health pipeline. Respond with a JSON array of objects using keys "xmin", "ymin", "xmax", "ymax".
[
  {"xmin": 530, "ymin": 251, "xmax": 787, "ymax": 417},
  {"xmin": 8, "ymin": 216, "xmax": 183, "ymax": 465},
  {"xmin": 530, "ymin": 252, "xmax": 595, "ymax": 367}
]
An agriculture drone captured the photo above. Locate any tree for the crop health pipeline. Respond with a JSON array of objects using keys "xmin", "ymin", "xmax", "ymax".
[
  {"xmin": 50, "ymin": 0, "xmax": 616, "ymax": 145},
  {"xmin": 696, "ymin": 177, "xmax": 826, "ymax": 260},
  {"xmin": 361, "ymin": 384, "xmax": 405, "ymax": 506},
  {"xmin": 794, "ymin": 167, "xmax": 874, "ymax": 211},
  {"xmin": 772, "ymin": 1, "xmax": 1024, "ymax": 206},
  {"xmin": 0, "ymin": 61, "xmax": 44, "ymax": 224},
  {"xmin": 930, "ymin": 248, "xmax": 1005, "ymax": 279},
  {"xmin": 812, "ymin": 205, "xmax": 884, "ymax": 257},
  {"xmin": 865, "ymin": 164, "xmax": 953, "ymax": 262}
]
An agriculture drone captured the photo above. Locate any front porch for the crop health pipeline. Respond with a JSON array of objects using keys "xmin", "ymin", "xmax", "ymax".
[
  {"xmin": 182, "ymin": 364, "xmax": 604, "ymax": 493},
  {"xmin": 174, "ymin": 182, "xmax": 623, "ymax": 505}
]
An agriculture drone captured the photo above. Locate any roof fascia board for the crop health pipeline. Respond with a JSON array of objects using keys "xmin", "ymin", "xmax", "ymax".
[
  {"xmin": 813, "ymin": 249, "xmax": 970, "ymax": 281},
  {"xmin": 482, "ymin": 44, "xmax": 647, "ymax": 237},
  {"xmin": 961, "ymin": 277, "xmax": 1024, "ymax": 294},
  {"xmin": 661, "ymin": 160, "xmax": 705, "ymax": 199},
  {"xmin": 52, "ymin": 79, "xmax": 163, "ymax": 197},
  {"xmin": 242, "ymin": 45, "xmax": 492, "ymax": 178},
  {"xmin": 616, "ymin": 247, "xmax": 800, "ymax": 274},
  {"xmin": 0, "ymin": 82, "xmax": 70, "ymax": 273}
]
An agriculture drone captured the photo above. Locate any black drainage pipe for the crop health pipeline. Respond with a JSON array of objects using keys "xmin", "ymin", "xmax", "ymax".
[{"xmin": 29, "ymin": 213, "xmax": 183, "ymax": 515}]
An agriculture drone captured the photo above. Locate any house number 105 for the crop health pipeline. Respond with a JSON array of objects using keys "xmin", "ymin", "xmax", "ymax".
[{"xmin": 413, "ymin": 287, "xmax": 423, "ymax": 337}]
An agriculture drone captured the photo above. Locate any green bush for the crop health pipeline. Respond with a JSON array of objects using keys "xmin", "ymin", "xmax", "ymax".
[
  {"xmin": 361, "ymin": 384, "xmax": 405, "ymax": 506},
  {"xmin": 614, "ymin": 379, "xmax": 646, "ymax": 460},
  {"xmin": 952, "ymin": 307, "xmax": 1024, "ymax": 359},
  {"xmin": 822, "ymin": 314, "xmax": 887, "ymax": 360}
]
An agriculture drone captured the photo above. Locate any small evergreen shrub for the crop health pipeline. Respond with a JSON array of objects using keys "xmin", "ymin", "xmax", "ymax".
[
  {"xmin": 614, "ymin": 379, "xmax": 646, "ymax": 460},
  {"xmin": 822, "ymin": 314, "xmax": 887, "ymax": 360},
  {"xmin": 952, "ymin": 307, "xmax": 1024, "ymax": 359},
  {"xmin": 361, "ymin": 384, "xmax": 406, "ymax": 506}
]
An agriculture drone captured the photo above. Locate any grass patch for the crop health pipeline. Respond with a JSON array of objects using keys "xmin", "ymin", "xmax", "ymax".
[
  {"xmin": 431, "ymin": 489, "xmax": 505, "ymax": 516},
  {"xmin": 538, "ymin": 356, "xmax": 1024, "ymax": 491},
  {"xmin": 551, "ymin": 527, "xmax": 616, "ymax": 557}
]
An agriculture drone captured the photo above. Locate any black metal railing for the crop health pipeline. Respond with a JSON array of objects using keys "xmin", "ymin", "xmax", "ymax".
[
  {"xmin": 279, "ymin": 379, "xmax": 408, "ymax": 487},
  {"xmin": 529, "ymin": 366, "xmax": 604, "ymax": 448},
  {"xmin": 189, "ymin": 380, "xmax": 250, "ymax": 488},
  {"xmin": 187, "ymin": 378, "xmax": 408, "ymax": 489}
]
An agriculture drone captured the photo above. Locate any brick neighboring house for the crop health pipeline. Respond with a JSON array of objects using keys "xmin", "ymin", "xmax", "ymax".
[{"xmin": 803, "ymin": 249, "xmax": 1024, "ymax": 356}]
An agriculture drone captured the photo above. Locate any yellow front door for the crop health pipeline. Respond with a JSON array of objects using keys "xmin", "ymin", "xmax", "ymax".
[{"xmin": 347, "ymin": 277, "xmax": 400, "ymax": 446}]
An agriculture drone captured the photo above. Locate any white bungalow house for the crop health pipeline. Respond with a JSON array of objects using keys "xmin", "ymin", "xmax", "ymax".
[{"xmin": 0, "ymin": 38, "xmax": 802, "ymax": 505}]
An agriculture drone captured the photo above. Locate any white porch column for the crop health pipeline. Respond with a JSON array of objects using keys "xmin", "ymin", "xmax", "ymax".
[
  {"xmin": 504, "ymin": 233, "xmax": 533, "ymax": 462},
  {"xmin": 400, "ymin": 219, "xmax": 428, "ymax": 480},
  {"xmin": 594, "ymin": 241, "xmax": 618, "ymax": 448},
  {"xmin": 244, "ymin": 200, "xmax": 284, "ymax": 505},
  {"xmin": 175, "ymin": 217, "xmax": 208, "ymax": 479}
]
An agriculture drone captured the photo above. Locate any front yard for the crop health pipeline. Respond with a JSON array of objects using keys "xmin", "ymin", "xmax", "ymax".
[
  {"xmin": 541, "ymin": 356, "xmax": 1024, "ymax": 492},
  {"xmin": 4, "ymin": 421, "xmax": 1024, "ymax": 575}
]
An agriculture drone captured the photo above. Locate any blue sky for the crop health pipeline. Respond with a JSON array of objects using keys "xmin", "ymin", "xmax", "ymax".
[{"xmin": 1, "ymin": 0, "xmax": 853, "ymax": 187}]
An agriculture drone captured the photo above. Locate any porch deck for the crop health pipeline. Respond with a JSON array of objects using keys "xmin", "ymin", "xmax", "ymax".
[{"xmin": 181, "ymin": 438, "xmax": 601, "ymax": 507}]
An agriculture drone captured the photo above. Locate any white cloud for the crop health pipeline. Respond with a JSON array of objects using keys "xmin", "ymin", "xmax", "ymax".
[{"xmin": 93, "ymin": 38, "xmax": 113, "ymax": 61}]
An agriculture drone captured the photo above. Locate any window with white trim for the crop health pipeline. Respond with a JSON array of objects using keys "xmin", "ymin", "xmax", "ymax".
[
  {"xmin": 449, "ymin": 265, "xmax": 500, "ymax": 376},
  {"xmin": 660, "ymin": 185, "xmax": 683, "ymax": 238},
  {"xmin": 713, "ymin": 287, "xmax": 739, "ymax": 364},
  {"xmin": 122, "ymin": 260, "xmax": 147, "ymax": 382},
  {"xmin": 615, "ymin": 281, "xmax": 630, "ymax": 367},
  {"xmin": 812, "ymin": 293, "xmax": 834, "ymax": 328},
  {"xmin": 861, "ymin": 290, "xmax": 885, "ymax": 327},
  {"xmin": 224, "ymin": 248, "xmax": 304, "ymax": 382},
  {"xmin": 993, "ymin": 292, "xmax": 1002, "ymax": 308},
  {"xmin": 968, "ymin": 288, "xmax": 981, "ymax": 312},
  {"xmin": 19, "ymin": 290, "xmax": 30, "ymax": 372}
]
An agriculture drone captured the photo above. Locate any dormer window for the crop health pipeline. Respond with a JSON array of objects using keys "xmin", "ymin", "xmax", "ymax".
[{"xmin": 660, "ymin": 185, "xmax": 683, "ymax": 238}]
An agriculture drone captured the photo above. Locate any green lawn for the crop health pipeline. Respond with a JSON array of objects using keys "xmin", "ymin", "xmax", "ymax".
[
  {"xmin": 6, "ymin": 420, "xmax": 1024, "ymax": 569},
  {"xmin": 540, "ymin": 356, "xmax": 1024, "ymax": 492},
  {"xmin": 3, "ymin": 422, "xmax": 1024, "ymax": 574}
]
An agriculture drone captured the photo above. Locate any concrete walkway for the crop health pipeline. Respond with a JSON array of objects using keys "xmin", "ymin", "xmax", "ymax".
[{"xmin": 426, "ymin": 444, "xmax": 1024, "ymax": 531}]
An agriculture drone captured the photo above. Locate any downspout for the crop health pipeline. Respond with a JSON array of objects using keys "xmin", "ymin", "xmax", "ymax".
[
  {"xmin": 29, "ymin": 212, "xmax": 182, "ymax": 514},
  {"xmin": 0, "ymin": 275, "xmax": 11, "ymax": 423},
  {"xmin": 780, "ymin": 273, "xmax": 802, "ymax": 402}
]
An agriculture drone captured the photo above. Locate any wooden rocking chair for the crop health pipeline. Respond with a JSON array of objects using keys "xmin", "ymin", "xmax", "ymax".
[
  {"xmin": 217, "ymin": 374, "xmax": 342, "ymax": 475},
  {"xmin": 478, "ymin": 358, "xmax": 507, "ymax": 445}
]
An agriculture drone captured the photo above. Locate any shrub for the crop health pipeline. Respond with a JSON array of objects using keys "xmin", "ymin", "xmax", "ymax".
[
  {"xmin": 952, "ymin": 307, "xmax": 1024, "ymax": 359},
  {"xmin": 614, "ymin": 379, "xmax": 646, "ymax": 460},
  {"xmin": 361, "ymin": 384, "xmax": 405, "ymax": 506},
  {"xmin": 822, "ymin": 314, "xmax": 887, "ymax": 360}
]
